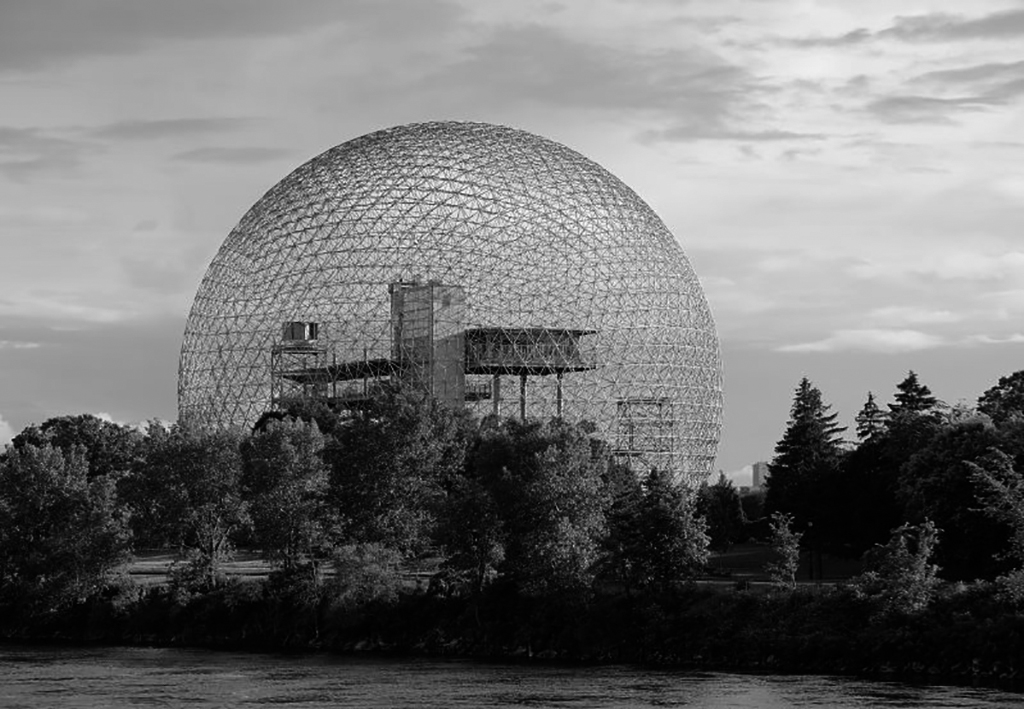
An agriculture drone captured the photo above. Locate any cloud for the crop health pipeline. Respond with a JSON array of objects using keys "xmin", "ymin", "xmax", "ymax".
[
  {"xmin": 383, "ymin": 23, "xmax": 748, "ymax": 136},
  {"xmin": 0, "ymin": 126, "xmax": 91, "ymax": 181},
  {"xmin": 787, "ymin": 28, "xmax": 873, "ymax": 48},
  {"xmin": 963, "ymin": 333, "xmax": 1024, "ymax": 346},
  {"xmin": 0, "ymin": 0, "xmax": 392, "ymax": 71},
  {"xmin": 866, "ymin": 306, "xmax": 962, "ymax": 327},
  {"xmin": 896, "ymin": 60, "xmax": 1024, "ymax": 113},
  {"xmin": 849, "ymin": 251, "xmax": 1024, "ymax": 283},
  {"xmin": 882, "ymin": 9, "xmax": 1024, "ymax": 42},
  {"xmin": 778, "ymin": 329, "xmax": 945, "ymax": 354},
  {"xmin": 640, "ymin": 126, "xmax": 825, "ymax": 143},
  {"xmin": 0, "ymin": 340, "xmax": 42, "ymax": 350},
  {"xmin": 915, "ymin": 60, "xmax": 1024, "ymax": 89},
  {"xmin": 719, "ymin": 464, "xmax": 753, "ymax": 487},
  {"xmin": 787, "ymin": 8, "xmax": 1024, "ymax": 47},
  {"xmin": 89, "ymin": 118, "xmax": 247, "ymax": 141},
  {"xmin": 0, "ymin": 414, "xmax": 14, "ymax": 447},
  {"xmin": 866, "ymin": 95, "xmax": 996, "ymax": 124},
  {"xmin": 92, "ymin": 412, "xmax": 158, "ymax": 433},
  {"xmin": 120, "ymin": 255, "xmax": 197, "ymax": 296},
  {"xmin": 172, "ymin": 147, "xmax": 292, "ymax": 164}
]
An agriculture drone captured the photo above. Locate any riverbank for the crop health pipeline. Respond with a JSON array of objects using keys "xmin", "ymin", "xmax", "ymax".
[{"xmin": 2, "ymin": 577, "xmax": 1022, "ymax": 689}]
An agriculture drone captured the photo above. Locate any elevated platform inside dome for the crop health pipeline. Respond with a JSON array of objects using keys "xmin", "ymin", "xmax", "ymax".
[
  {"xmin": 463, "ymin": 326, "xmax": 596, "ymax": 376},
  {"xmin": 276, "ymin": 357, "xmax": 398, "ymax": 384}
]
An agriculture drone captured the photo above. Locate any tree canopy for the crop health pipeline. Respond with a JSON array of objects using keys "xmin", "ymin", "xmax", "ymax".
[
  {"xmin": 0, "ymin": 443, "xmax": 131, "ymax": 614},
  {"xmin": 765, "ymin": 377, "xmax": 845, "ymax": 528}
]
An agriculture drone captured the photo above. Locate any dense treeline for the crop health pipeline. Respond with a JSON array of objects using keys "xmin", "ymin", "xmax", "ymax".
[
  {"xmin": 0, "ymin": 388, "xmax": 708, "ymax": 619},
  {"xmin": 764, "ymin": 369, "xmax": 1024, "ymax": 597},
  {"xmin": 5, "ymin": 371, "xmax": 1024, "ymax": 685}
]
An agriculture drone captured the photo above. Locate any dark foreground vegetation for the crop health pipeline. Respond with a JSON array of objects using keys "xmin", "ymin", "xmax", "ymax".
[
  {"xmin": 5, "ymin": 369, "xmax": 1024, "ymax": 687},
  {"xmin": 3, "ymin": 576, "xmax": 1023, "ymax": 686}
]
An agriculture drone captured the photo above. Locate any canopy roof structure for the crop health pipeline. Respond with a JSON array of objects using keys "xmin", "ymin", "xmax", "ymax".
[{"xmin": 178, "ymin": 121, "xmax": 722, "ymax": 484}]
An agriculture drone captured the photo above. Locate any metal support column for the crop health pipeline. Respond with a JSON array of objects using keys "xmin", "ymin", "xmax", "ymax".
[
  {"xmin": 556, "ymin": 372, "xmax": 563, "ymax": 417},
  {"xmin": 519, "ymin": 374, "xmax": 527, "ymax": 421},
  {"xmin": 492, "ymin": 374, "xmax": 501, "ymax": 416}
]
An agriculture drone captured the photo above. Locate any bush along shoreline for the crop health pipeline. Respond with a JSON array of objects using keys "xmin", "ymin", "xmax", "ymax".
[{"xmin": 2, "ymin": 576, "xmax": 1023, "ymax": 690}]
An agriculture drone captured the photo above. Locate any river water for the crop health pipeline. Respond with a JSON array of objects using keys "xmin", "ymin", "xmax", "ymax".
[{"xmin": 0, "ymin": 645, "xmax": 1020, "ymax": 708}]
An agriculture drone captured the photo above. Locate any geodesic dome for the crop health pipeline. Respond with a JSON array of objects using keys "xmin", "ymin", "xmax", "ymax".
[{"xmin": 178, "ymin": 121, "xmax": 722, "ymax": 484}]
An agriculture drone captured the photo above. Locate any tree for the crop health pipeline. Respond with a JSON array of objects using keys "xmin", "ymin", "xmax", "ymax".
[
  {"xmin": 241, "ymin": 418, "xmax": 336, "ymax": 572},
  {"xmin": 631, "ymin": 468, "xmax": 709, "ymax": 588},
  {"xmin": 765, "ymin": 512, "xmax": 802, "ymax": 587},
  {"xmin": 968, "ymin": 449, "xmax": 1024, "ymax": 601},
  {"xmin": 436, "ymin": 475, "xmax": 505, "ymax": 595},
  {"xmin": 600, "ymin": 462, "xmax": 646, "ymax": 594},
  {"xmin": 0, "ymin": 444, "xmax": 131, "ymax": 614},
  {"xmin": 765, "ymin": 378, "xmax": 845, "ymax": 527},
  {"xmin": 853, "ymin": 521, "xmax": 940, "ymax": 615},
  {"xmin": 467, "ymin": 418, "xmax": 607, "ymax": 595},
  {"xmin": 978, "ymin": 370, "xmax": 1024, "ymax": 426},
  {"xmin": 889, "ymin": 370, "xmax": 938, "ymax": 420},
  {"xmin": 326, "ymin": 387, "xmax": 473, "ymax": 554},
  {"xmin": 854, "ymin": 392, "xmax": 887, "ymax": 440},
  {"xmin": 131, "ymin": 425, "xmax": 248, "ymax": 588},
  {"xmin": 9, "ymin": 414, "xmax": 143, "ymax": 479},
  {"xmin": 697, "ymin": 472, "xmax": 745, "ymax": 552},
  {"xmin": 898, "ymin": 417, "xmax": 1010, "ymax": 580}
]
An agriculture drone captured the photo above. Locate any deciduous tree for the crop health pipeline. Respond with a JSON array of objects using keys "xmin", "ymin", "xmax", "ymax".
[
  {"xmin": 242, "ymin": 418, "xmax": 336, "ymax": 571},
  {"xmin": 853, "ymin": 520, "xmax": 940, "ymax": 615},
  {"xmin": 697, "ymin": 472, "xmax": 745, "ymax": 552},
  {"xmin": 978, "ymin": 370, "xmax": 1024, "ymax": 426},
  {"xmin": 468, "ymin": 418, "xmax": 607, "ymax": 595},
  {"xmin": 0, "ymin": 444, "xmax": 131, "ymax": 614},
  {"xmin": 132, "ymin": 425, "xmax": 248, "ymax": 588},
  {"xmin": 326, "ymin": 387, "xmax": 473, "ymax": 554},
  {"xmin": 969, "ymin": 449, "xmax": 1024, "ymax": 601},
  {"xmin": 765, "ymin": 512, "xmax": 802, "ymax": 587},
  {"xmin": 9, "ymin": 414, "xmax": 142, "ymax": 479},
  {"xmin": 899, "ymin": 417, "xmax": 1009, "ymax": 580}
]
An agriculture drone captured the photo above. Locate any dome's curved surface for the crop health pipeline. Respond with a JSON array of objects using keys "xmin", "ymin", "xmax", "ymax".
[{"xmin": 179, "ymin": 121, "xmax": 722, "ymax": 483}]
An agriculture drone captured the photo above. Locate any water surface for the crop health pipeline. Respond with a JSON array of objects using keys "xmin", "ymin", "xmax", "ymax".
[{"xmin": 0, "ymin": 645, "xmax": 1019, "ymax": 708}]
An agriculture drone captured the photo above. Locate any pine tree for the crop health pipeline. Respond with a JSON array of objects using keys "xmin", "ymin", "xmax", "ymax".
[
  {"xmin": 855, "ymin": 391, "xmax": 887, "ymax": 440},
  {"xmin": 765, "ymin": 377, "xmax": 845, "ymax": 529},
  {"xmin": 889, "ymin": 370, "xmax": 938, "ymax": 418}
]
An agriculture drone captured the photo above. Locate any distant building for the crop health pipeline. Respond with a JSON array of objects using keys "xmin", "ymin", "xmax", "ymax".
[{"xmin": 752, "ymin": 461, "xmax": 769, "ymax": 488}]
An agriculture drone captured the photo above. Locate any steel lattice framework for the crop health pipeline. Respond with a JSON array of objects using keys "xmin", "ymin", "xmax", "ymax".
[{"xmin": 179, "ymin": 121, "xmax": 722, "ymax": 484}]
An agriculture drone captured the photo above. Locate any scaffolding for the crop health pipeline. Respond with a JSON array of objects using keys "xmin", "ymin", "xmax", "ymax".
[{"xmin": 613, "ymin": 397, "xmax": 676, "ymax": 474}]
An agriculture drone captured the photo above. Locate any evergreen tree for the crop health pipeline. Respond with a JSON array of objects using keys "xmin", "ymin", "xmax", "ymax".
[
  {"xmin": 889, "ymin": 370, "xmax": 938, "ymax": 419},
  {"xmin": 765, "ymin": 377, "xmax": 845, "ymax": 524},
  {"xmin": 854, "ymin": 391, "xmax": 887, "ymax": 440},
  {"xmin": 766, "ymin": 378, "xmax": 845, "ymax": 578}
]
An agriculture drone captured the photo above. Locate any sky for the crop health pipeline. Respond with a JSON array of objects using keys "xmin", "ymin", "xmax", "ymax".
[{"xmin": 1, "ymin": 0, "xmax": 1023, "ymax": 481}]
